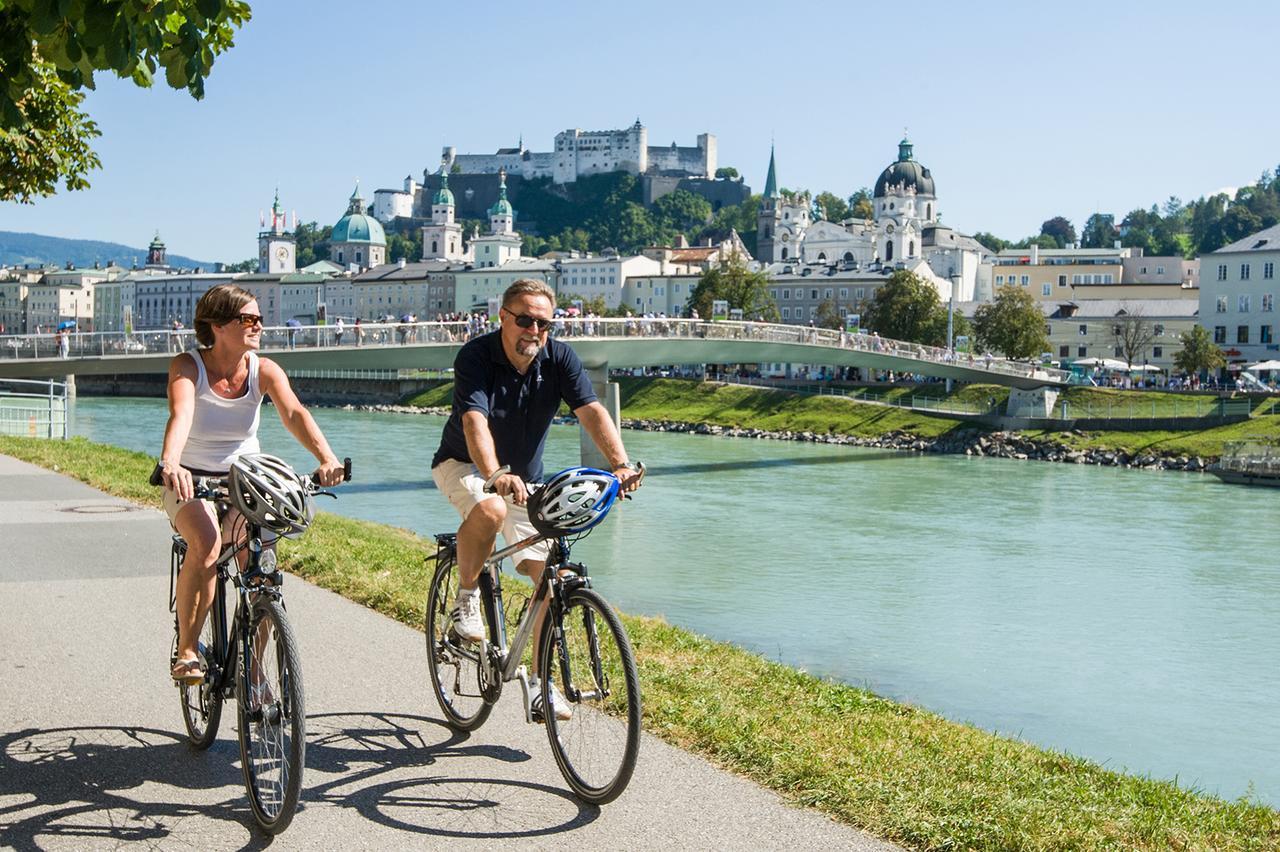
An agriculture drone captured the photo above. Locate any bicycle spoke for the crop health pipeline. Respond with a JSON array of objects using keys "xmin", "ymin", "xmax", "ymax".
[{"xmin": 425, "ymin": 554, "xmax": 492, "ymax": 730}]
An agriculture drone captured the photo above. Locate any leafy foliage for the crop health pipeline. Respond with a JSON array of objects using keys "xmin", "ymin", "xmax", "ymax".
[
  {"xmin": 293, "ymin": 221, "xmax": 333, "ymax": 268},
  {"xmin": 1039, "ymin": 216, "xmax": 1076, "ymax": 248},
  {"xmin": 689, "ymin": 258, "xmax": 778, "ymax": 321},
  {"xmin": 0, "ymin": 0, "xmax": 251, "ymax": 201},
  {"xmin": 860, "ymin": 269, "xmax": 951, "ymax": 346},
  {"xmin": 973, "ymin": 285, "xmax": 1049, "ymax": 360},
  {"xmin": 1173, "ymin": 324, "xmax": 1226, "ymax": 375}
]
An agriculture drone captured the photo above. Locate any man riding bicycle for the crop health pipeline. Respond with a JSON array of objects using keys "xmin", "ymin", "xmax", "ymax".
[{"xmin": 430, "ymin": 278, "xmax": 642, "ymax": 721}]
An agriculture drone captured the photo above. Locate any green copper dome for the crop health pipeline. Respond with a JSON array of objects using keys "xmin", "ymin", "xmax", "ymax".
[
  {"xmin": 489, "ymin": 170, "xmax": 513, "ymax": 217},
  {"xmin": 331, "ymin": 183, "xmax": 386, "ymax": 245},
  {"xmin": 433, "ymin": 171, "xmax": 455, "ymax": 206}
]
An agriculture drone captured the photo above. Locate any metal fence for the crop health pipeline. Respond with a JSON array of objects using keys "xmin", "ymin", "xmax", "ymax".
[
  {"xmin": 0, "ymin": 378, "xmax": 69, "ymax": 439},
  {"xmin": 1051, "ymin": 397, "xmax": 1256, "ymax": 421}
]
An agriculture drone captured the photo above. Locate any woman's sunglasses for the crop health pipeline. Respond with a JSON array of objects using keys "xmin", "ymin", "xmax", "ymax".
[
  {"xmin": 230, "ymin": 313, "xmax": 263, "ymax": 328},
  {"xmin": 501, "ymin": 307, "xmax": 552, "ymax": 331}
]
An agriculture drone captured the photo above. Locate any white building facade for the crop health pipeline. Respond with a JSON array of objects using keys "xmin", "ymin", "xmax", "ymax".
[{"xmin": 1200, "ymin": 223, "xmax": 1280, "ymax": 364}]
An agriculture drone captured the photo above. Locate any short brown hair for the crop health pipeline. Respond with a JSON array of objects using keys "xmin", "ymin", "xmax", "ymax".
[
  {"xmin": 193, "ymin": 284, "xmax": 256, "ymax": 347},
  {"xmin": 502, "ymin": 278, "xmax": 555, "ymax": 309}
]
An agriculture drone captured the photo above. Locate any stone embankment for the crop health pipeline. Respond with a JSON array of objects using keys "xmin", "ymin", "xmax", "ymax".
[{"xmin": 621, "ymin": 418, "xmax": 1213, "ymax": 472}]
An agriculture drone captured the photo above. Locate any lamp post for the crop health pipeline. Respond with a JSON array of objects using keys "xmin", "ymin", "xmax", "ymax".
[{"xmin": 946, "ymin": 267, "xmax": 959, "ymax": 391}]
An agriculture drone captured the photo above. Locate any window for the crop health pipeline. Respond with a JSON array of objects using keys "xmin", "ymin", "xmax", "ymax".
[
  {"xmin": 1241, "ymin": 263, "xmax": 1251, "ymax": 280},
  {"xmin": 1264, "ymin": 294, "xmax": 1274, "ymax": 312},
  {"xmin": 782, "ymin": 307, "xmax": 790, "ymax": 319},
  {"xmin": 1237, "ymin": 325, "xmax": 1249, "ymax": 344},
  {"xmin": 1154, "ymin": 324, "xmax": 1164, "ymax": 336},
  {"xmin": 1218, "ymin": 264, "xmax": 1228, "ymax": 281},
  {"xmin": 1021, "ymin": 275, "xmax": 1030, "ymax": 286},
  {"xmin": 1266, "ymin": 262, "xmax": 1275, "ymax": 280},
  {"xmin": 996, "ymin": 275, "xmax": 1004, "ymax": 285},
  {"xmin": 1078, "ymin": 323, "xmax": 1088, "ymax": 335},
  {"xmin": 824, "ymin": 288, "xmax": 833, "ymax": 299},
  {"xmin": 1058, "ymin": 274, "xmax": 1067, "ymax": 287},
  {"xmin": 1072, "ymin": 274, "xmax": 1082, "ymax": 285},
  {"xmin": 1078, "ymin": 345, "xmax": 1087, "ymax": 357},
  {"xmin": 1156, "ymin": 265, "xmax": 1165, "ymax": 275},
  {"xmin": 1261, "ymin": 325, "xmax": 1274, "ymax": 344},
  {"xmin": 1114, "ymin": 346, "xmax": 1124, "ymax": 357},
  {"xmin": 1140, "ymin": 266, "xmax": 1147, "ymax": 275},
  {"xmin": 839, "ymin": 288, "xmax": 848, "ymax": 298},
  {"xmin": 855, "ymin": 287, "xmax": 865, "ymax": 300},
  {"xmin": 1214, "ymin": 326, "xmax": 1226, "ymax": 343},
  {"xmin": 1042, "ymin": 283, "xmax": 1051, "ymax": 296},
  {"xmin": 1059, "ymin": 345, "xmax": 1070, "ymax": 357},
  {"xmin": 1104, "ymin": 274, "xmax": 1114, "ymax": 284},
  {"xmin": 1239, "ymin": 294, "xmax": 1251, "ymax": 312},
  {"xmin": 810, "ymin": 289, "xmax": 818, "ymax": 299},
  {"xmin": 1217, "ymin": 296, "xmax": 1228, "ymax": 313},
  {"xmin": 1153, "ymin": 346, "xmax": 1163, "ymax": 358}
]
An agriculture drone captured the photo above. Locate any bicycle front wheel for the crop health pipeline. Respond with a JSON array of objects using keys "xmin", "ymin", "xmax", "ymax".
[
  {"xmin": 538, "ymin": 587, "xmax": 641, "ymax": 805},
  {"xmin": 425, "ymin": 554, "xmax": 493, "ymax": 730},
  {"xmin": 237, "ymin": 596, "xmax": 304, "ymax": 834}
]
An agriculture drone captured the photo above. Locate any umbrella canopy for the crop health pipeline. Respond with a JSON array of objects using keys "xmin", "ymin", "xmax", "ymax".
[
  {"xmin": 56, "ymin": 320, "xmax": 77, "ymax": 330},
  {"xmin": 1246, "ymin": 360, "xmax": 1280, "ymax": 371},
  {"xmin": 285, "ymin": 318, "xmax": 302, "ymax": 328},
  {"xmin": 1129, "ymin": 364, "xmax": 1162, "ymax": 372},
  {"xmin": 400, "ymin": 314, "xmax": 412, "ymax": 323},
  {"xmin": 1074, "ymin": 357, "xmax": 1127, "ymax": 369}
]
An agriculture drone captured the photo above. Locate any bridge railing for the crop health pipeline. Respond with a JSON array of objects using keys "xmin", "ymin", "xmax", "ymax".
[
  {"xmin": 0, "ymin": 377, "xmax": 69, "ymax": 439},
  {"xmin": 0, "ymin": 318, "xmax": 1069, "ymax": 383}
]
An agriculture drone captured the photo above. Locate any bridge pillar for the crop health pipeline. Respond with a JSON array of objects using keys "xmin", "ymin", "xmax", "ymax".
[
  {"xmin": 64, "ymin": 374, "xmax": 76, "ymax": 401},
  {"xmin": 1005, "ymin": 385, "xmax": 1058, "ymax": 418},
  {"xmin": 581, "ymin": 364, "xmax": 620, "ymax": 469}
]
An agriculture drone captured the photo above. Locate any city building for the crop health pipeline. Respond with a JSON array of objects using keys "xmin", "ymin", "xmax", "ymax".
[
  {"xmin": 1042, "ymin": 299, "xmax": 1198, "ymax": 371},
  {"xmin": 351, "ymin": 260, "xmax": 458, "ymax": 320},
  {"xmin": 329, "ymin": 183, "xmax": 386, "ymax": 271},
  {"xmin": 131, "ymin": 271, "xmax": 238, "ymax": 329},
  {"xmin": 989, "ymin": 245, "xmax": 1198, "ymax": 303},
  {"xmin": 420, "ymin": 168, "xmax": 466, "ymax": 262},
  {"xmin": 373, "ymin": 175, "xmax": 418, "ymax": 223},
  {"xmin": 469, "ymin": 170, "xmax": 522, "ymax": 268},
  {"xmin": 756, "ymin": 137, "xmax": 985, "ymax": 303},
  {"xmin": 24, "ymin": 263, "xmax": 115, "ymax": 332},
  {"xmin": 258, "ymin": 189, "xmax": 296, "ymax": 274},
  {"xmin": 559, "ymin": 254, "xmax": 662, "ymax": 310},
  {"xmin": 0, "ymin": 277, "xmax": 29, "ymax": 333},
  {"xmin": 454, "ymin": 258, "xmax": 559, "ymax": 314},
  {"xmin": 765, "ymin": 262, "xmax": 921, "ymax": 326},
  {"xmin": 440, "ymin": 120, "xmax": 715, "ymax": 185},
  {"xmin": 1199, "ymin": 223, "xmax": 1280, "ymax": 365}
]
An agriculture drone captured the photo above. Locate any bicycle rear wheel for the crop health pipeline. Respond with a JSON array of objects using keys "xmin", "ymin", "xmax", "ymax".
[
  {"xmin": 237, "ymin": 595, "xmax": 304, "ymax": 834},
  {"xmin": 175, "ymin": 605, "xmax": 223, "ymax": 749},
  {"xmin": 538, "ymin": 587, "xmax": 641, "ymax": 805},
  {"xmin": 425, "ymin": 553, "xmax": 493, "ymax": 730}
]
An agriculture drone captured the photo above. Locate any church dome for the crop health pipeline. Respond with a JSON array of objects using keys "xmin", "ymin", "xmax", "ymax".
[
  {"xmin": 873, "ymin": 137, "xmax": 935, "ymax": 198},
  {"xmin": 489, "ymin": 169, "xmax": 513, "ymax": 218},
  {"xmin": 332, "ymin": 183, "xmax": 386, "ymax": 245},
  {"xmin": 433, "ymin": 172, "xmax": 455, "ymax": 206}
]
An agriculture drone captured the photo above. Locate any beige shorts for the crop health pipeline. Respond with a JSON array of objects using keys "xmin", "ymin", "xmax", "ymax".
[
  {"xmin": 431, "ymin": 458, "xmax": 550, "ymax": 566},
  {"xmin": 162, "ymin": 487, "xmax": 219, "ymax": 528}
]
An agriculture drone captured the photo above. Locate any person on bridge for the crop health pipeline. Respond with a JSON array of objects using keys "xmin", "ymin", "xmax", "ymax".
[
  {"xmin": 430, "ymin": 278, "xmax": 643, "ymax": 721},
  {"xmin": 157, "ymin": 283, "xmax": 345, "ymax": 684}
]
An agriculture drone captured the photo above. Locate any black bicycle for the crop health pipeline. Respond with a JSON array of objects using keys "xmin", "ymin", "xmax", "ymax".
[
  {"xmin": 151, "ymin": 457, "xmax": 350, "ymax": 833},
  {"xmin": 425, "ymin": 465, "xmax": 644, "ymax": 805}
]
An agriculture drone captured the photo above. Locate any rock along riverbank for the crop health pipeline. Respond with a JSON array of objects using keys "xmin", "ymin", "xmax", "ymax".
[{"xmin": 334, "ymin": 403, "xmax": 1214, "ymax": 473}]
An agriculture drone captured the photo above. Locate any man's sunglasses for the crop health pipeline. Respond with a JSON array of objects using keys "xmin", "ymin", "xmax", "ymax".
[
  {"xmin": 230, "ymin": 313, "xmax": 263, "ymax": 328},
  {"xmin": 501, "ymin": 307, "xmax": 552, "ymax": 331}
]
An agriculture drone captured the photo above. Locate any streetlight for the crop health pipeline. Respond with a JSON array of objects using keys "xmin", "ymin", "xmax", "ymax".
[{"xmin": 946, "ymin": 266, "xmax": 959, "ymax": 391}]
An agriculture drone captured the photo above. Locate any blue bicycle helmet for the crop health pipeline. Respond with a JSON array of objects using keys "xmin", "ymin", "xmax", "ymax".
[{"xmin": 526, "ymin": 467, "xmax": 620, "ymax": 537}]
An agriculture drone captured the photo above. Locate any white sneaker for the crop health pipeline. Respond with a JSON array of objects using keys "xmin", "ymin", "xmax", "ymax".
[
  {"xmin": 530, "ymin": 678, "xmax": 573, "ymax": 722},
  {"xmin": 449, "ymin": 593, "xmax": 484, "ymax": 643}
]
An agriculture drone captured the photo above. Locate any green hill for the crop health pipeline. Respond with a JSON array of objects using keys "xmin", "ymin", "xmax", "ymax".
[{"xmin": 0, "ymin": 230, "xmax": 213, "ymax": 270}]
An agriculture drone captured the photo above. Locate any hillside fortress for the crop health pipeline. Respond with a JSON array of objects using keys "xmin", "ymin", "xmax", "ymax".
[{"xmin": 443, "ymin": 119, "xmax": 715, "ymax": 184}]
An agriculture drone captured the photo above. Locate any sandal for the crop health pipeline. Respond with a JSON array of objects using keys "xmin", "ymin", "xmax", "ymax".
[{"xmin": 171, "ymin": 658, "xmax": 205, "ymax": 685}]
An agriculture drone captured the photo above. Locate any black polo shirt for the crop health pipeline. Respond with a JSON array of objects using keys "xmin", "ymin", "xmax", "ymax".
[{"xmin": 431, "ymin": 330, "xmax": 597, "ymax": 482}]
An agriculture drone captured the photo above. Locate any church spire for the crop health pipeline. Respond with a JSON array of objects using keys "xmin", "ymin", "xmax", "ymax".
[
  {"xmin": 763, "ymin": 145, "xmax": 779, "ymax": 199},
  {"xmin": 898, "ymin": 134, "xmax": 914, "ymax": 163}
]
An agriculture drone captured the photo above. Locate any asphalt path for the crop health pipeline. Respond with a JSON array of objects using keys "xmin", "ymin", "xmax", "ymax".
[{"xmin": 0, "ymin": 453, "xmax": 898, "ymax": 851}]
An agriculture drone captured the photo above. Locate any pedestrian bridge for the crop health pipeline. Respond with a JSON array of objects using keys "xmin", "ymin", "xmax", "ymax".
[{"xmin": 0, "ymin": 318, "xmax": 1069, "ymax": 390}]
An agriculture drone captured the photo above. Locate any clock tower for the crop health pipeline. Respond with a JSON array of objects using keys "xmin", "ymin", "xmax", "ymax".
[{"xmin": 258, "ymin": 189, "xmax": 297, "ymax": 274}]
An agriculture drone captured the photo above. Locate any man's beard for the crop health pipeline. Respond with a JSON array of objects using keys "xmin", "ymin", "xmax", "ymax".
[{"xmin": 515, "ymin": 337, "xmax": 541, "ymax": 357}]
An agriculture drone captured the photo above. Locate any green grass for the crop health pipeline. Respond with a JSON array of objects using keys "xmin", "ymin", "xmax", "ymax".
[
  {"xmin": 398, "ymin": 380, "xmax": 453, "ymax": 408},
  {"xmin": 3, "ymin": 435, "xmax": 1278, "ymax": 851},
  {"xmin": 1025, "ymin": 416, "xmax": 1280, "ymax": 459}
]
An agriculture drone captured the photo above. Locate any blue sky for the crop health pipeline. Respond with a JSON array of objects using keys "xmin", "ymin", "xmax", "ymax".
[{"xmin": 1, "ymin": 0, "xmax": 1276, "ymax": 262}]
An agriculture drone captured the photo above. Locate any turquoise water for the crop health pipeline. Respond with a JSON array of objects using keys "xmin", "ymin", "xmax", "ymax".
[{"xmin": 71, "ymin": 397, "xmax": 1280, "ymax": 804}]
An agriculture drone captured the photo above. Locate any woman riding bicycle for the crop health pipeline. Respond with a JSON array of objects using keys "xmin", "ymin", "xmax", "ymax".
[{"xmin": 159, "ymin": 284, "xmax": 344, "ymax": 684}]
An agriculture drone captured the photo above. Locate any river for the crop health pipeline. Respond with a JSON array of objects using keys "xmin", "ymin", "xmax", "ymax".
[{"xmin": 70, "ymin": 397, "xmax": 1280, "ymax": 805}]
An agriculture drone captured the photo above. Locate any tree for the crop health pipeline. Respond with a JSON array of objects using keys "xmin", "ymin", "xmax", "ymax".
[
  {"xmin": 848, "ymin": 188, "xmax": 874, "ymax": 220},
  {"xmin": 1081, "ymin": 213, "xmax": 1118, "ymax": 248},
  {"xmin": 972, "ymin": 232, "xmax": 1009, "ymax": 253},
  {"xmin": 814, "ymin": 191, "xmax": 849, "ymax": 222},
  {"xmin": 689, "ymin": 258, "xmax": 778, "ymax": 321},
  {"xmin": 651, "ymin": 190, "xmax": 711, "ymax": 240},
  {"xmin": 1039, "ymin": 216, "xmax": 1076, "ymax": 248},
  {"xmin": 1173, "ymin": 325, "xmax": 1225, "ymax": 376},
  {"xmin": 1111, "ymin": 307, "xmax": 1156, "ymax": 369},
  {"xmin": 714, "ymin": 166, "xmax": 739, "ymax": 180},
  {"xmin": 293, "ymin": 221, "xmax": 333, "ymax": 268},
  {"xmin": 1, "ymin": 0, "xmax": 251, "ymax": 201},
  {"xmin": 221, "ymin": 258, "xmax": 257, "ymax": 272},
  {"xmin": 861, "ymin": 269, "xmax": 951, "ymax": 345},
  {"xmin": 814, "ymin": 299, "xmax": 842, "ymax": 330},
  {"xmin": 972, "ymin": 285, "xmax": 1049, "ymax": 360}
]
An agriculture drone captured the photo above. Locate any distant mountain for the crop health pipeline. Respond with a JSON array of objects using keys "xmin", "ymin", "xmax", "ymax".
[{"xmin": 0, "ymin": 230, "xmax": 215, "ymax": 271}]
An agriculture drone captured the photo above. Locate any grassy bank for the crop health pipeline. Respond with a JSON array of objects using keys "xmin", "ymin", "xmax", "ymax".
[
  {"xmin": 3, "ymin": 435, "xmax": 1277, "ymax": 850},
  {"xmin": 406, "ymin": 377, "xmax": 1280, "ymax": 459}
]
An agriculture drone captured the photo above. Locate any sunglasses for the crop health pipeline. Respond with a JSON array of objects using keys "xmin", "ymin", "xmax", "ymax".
[
  {"xmin": 230, "ymin": 313, "xmax": 264, "ymax": 328},
  {"xmin": 502, "ymin": 307, "xmax": 552, "ymax": 331}
]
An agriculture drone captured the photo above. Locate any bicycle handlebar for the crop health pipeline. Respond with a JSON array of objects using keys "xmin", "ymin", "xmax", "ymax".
[
  {"xmin": 482, "ymin": 462, "xmax": 645, "ymax": 495},
  {"xmin": 148, "ymin": 457, "xmax": 353, "ymax": 491}
]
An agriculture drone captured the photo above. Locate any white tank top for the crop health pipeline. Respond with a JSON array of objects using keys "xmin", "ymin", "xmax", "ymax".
[{"xmin": 180, "ymin": 350, "xmax": 263, "ymax": 472}]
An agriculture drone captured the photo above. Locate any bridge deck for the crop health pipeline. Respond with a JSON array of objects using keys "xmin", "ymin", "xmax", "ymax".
[{"xmin": 0, "ymin": 319, "xmax": 1070, "ymax": 389}]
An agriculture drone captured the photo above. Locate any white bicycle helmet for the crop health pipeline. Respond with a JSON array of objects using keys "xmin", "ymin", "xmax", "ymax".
[
  {"xmin": 526, "ymin": 467, "xmax": 620, "ymax": 537},
  {"xmin": 228, "ymin": 453, "xmax": 314, "ymax": 538}
]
